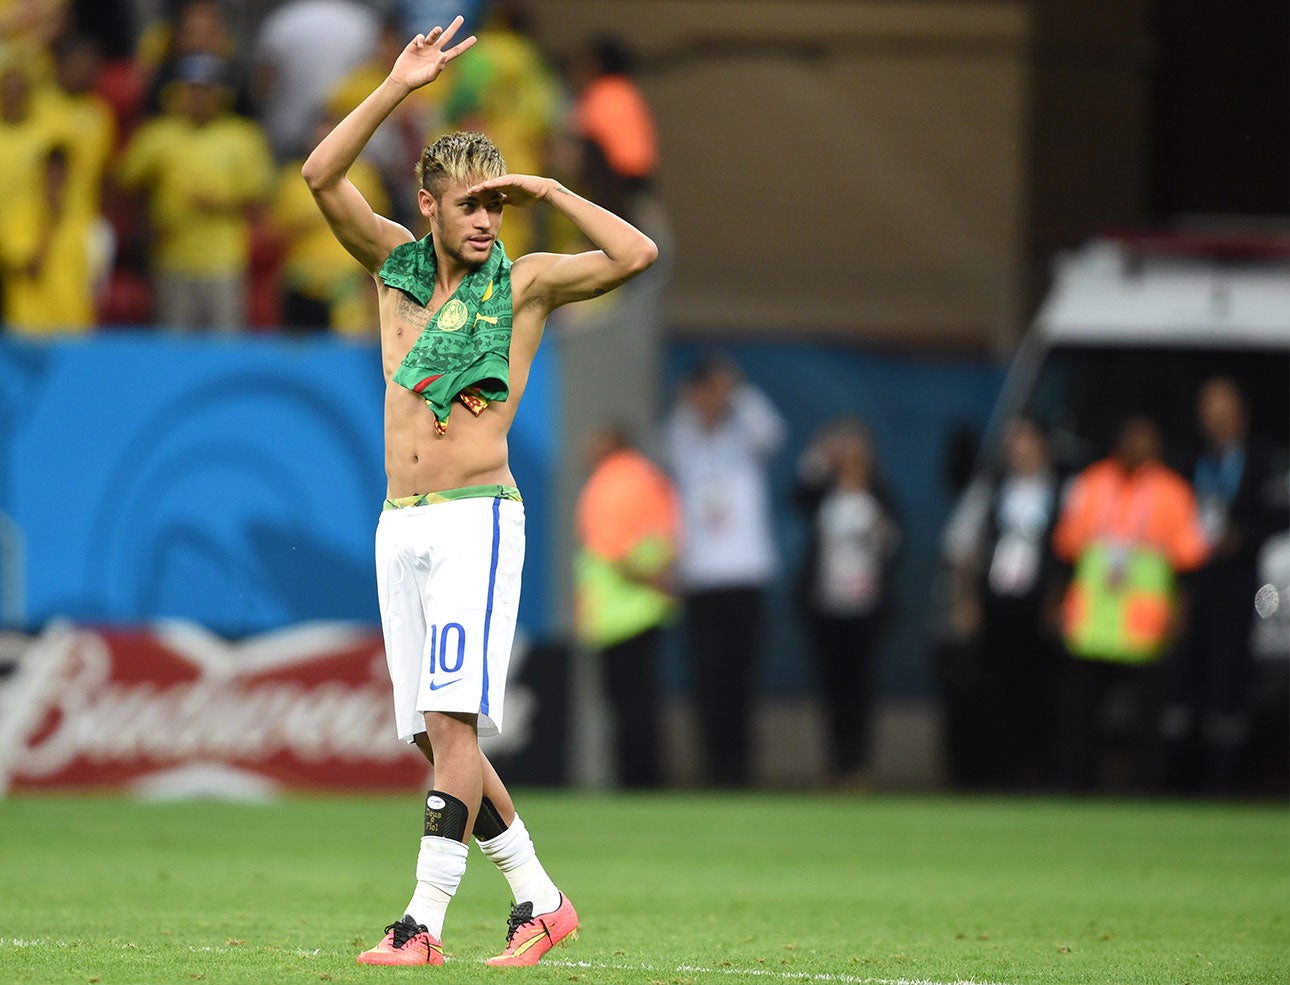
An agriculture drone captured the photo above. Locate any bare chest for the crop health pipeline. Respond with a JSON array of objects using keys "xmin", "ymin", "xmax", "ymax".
[{"xmin": 378, "ymin": 285, "xmax": 449, "ymax": 376}]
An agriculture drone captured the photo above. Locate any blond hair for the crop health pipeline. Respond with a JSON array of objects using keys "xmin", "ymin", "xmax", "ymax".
[{"xmin": 415, "ymin": 131, "xmax": 506, "ymax": 197}]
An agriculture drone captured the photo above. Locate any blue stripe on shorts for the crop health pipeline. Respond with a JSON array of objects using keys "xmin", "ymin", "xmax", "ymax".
[{"xmin": 480, "ymin": 496, "xmax": 502, "ymax": 717}]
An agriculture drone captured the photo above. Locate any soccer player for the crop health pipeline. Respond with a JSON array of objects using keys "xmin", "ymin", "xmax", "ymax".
[{"xmin": 301, "ymin": 17, "xmax": 658, "ymax": 967}]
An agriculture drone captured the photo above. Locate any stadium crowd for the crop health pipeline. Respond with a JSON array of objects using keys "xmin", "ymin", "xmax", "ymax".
[{"xmin": 0, "ymin": 0, "xmax": 579, "ymax": 335}]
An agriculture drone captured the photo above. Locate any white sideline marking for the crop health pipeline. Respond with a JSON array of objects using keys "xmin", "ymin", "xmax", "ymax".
[
  {"xmin": 4, "ymin": 940, "xmax": 317, "ymax": 953},
  {"xmin": 544, "ymin": 958, "xmax": 1009, "ymax": 985},
  {"xmin": 0, "ymin": 939, "xmax": 1009, "ymax": 984}
]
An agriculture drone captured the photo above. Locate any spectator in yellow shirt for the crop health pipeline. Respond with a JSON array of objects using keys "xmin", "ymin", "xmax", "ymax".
[
  {"xmin": 0, "ymin": 144, "xmax": 94, "ymax": 332},
  {"xmin": 117, "ymin": 54, "xmax": 273, "ymax": 331},
  {"xmin": 0, "ymin": 57, "xmax": 72, "ymax": 229},
  {"xmin": 267, "ymin": 115, "xmax": 389, "ymax": 335},
  {"xmin": 43, "ymin": 34, "xmax": 114, "ymax": 215}
]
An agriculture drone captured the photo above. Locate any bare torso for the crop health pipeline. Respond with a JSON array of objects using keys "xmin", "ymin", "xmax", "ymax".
[{"xmin": 376, "ymin": 265, "xmax": 544, "ymax": 499}]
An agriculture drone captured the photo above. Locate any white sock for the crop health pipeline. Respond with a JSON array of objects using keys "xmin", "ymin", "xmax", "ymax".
[
  {"xmin": 476, "ymin": 815, "xmax": 561, "ymax": 914},
  {"xmin": 405, "ymin": 836, "xmax": 468, "ymax": 938}
]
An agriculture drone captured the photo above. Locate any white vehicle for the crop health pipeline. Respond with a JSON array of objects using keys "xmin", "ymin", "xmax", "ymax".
[{"xmin": 989, "ymin": 234, "xmax": 1290, "ymax": 478}]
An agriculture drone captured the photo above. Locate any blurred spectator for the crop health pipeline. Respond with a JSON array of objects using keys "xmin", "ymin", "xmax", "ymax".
[
  {"xmin": 0, "ymin": 57, "xmax": 64, "ymax": 208},
  {"xmin": 560, "ymin": 31, "xmax": 672, "ymax": 312},
  {"xmin": 555, "ymin": 31, "xmax": 670, "ymax": 434},
  {"xmin": 0, "ymin": 143, "xmax": 94, "ymax": 331},
  {"xmin": 46, "ymin": 34, "xmax": 113, "ymax": 209},
  {"xmin": 1052, "ymin": 415, "xmax": 1208, "ymax": 790},
  {"xmin": 943, "ymin": 417, "xmax": 1061, "ymax": 788},
  {"xmin": 0, "ymin": 56, "xmax": 95, "ymax": 332},
  {"xmin": 252, "ymin": 0, "xmax": 378, "ymax": 160},
  {"xmin": 47, "ymin": 33, "xmax": 114, "ymax": 306},
  {"xmin": 0, "ymin": 0, "xmax": 68, "ymax": 86},
  {"xmin": 326, "ymin": 14, "xmax": 441, "ymax": 228},
  {"xmin": 117, "ymin": 53, "xmax": 273, "ymax": 331},
  {"xmin": 795, "ymin": 418, "xmax": 900, "ymax": 790},
  {"xmin": 442, "ymin": 0, "xmax": 560, "ymax": 257},
  {"xmin": 574, "ymin": 423, "xmax": 681, "ymax": 789},
  {"xmin": 566, "ymin": 35, "xmax": 657, "ymax": 229},
  {"xmin": 266, "ymin": 114, "xmax": 387, "ymax": 334},
  {"xmin": 140, "ymin": 0, "xmax": 254, "ymax": 120},
  {"xmin": 1156, "ymin": 378, "xmax": 1284, "ymax": 794},
  {"xmin": 663, "ymin": 357, "xmax": 786, "ymax": 787}
]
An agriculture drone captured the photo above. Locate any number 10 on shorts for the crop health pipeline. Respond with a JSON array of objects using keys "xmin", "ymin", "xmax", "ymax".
[{"xmin": 428, "ymin": 622, "xmax": 467, "ymax": 675}]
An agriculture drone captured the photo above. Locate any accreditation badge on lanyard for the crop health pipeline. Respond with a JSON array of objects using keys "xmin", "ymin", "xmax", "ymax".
[
  {"xmin": 1198, "ymin": 494, "xmax": 1229, "ymax": 546},
  {"xmin": 988, "ymin": 531, "xmax": 1041, "ymax": 596},
  {"xmin": 1195, "ymin": 448, "xmax": 1243, "ymax": 548},
  {"xmin": 1102, "ymin": 539, "xmax": 1131, "ymax": 590},
  {"xmin": 1099, "ymin": 472, "xmax": 1154, "ymax": 591},
  {"xmin": 697, "ymin": 480, "xmax": 730, "ymax": 531}
]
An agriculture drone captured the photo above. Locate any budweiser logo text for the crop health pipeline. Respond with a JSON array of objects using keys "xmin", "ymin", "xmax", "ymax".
[{"xmin": 0, "ymin": 622, "xmax": 429, "ymax": 793}]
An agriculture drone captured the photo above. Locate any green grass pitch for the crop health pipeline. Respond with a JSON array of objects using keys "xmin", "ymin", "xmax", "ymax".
[{"xmin": 0, "ymin": 792, "xmax": 1285, "ymax": 985}]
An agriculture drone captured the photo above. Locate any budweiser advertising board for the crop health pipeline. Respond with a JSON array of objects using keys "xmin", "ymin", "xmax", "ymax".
[{"xmin": 0, "ymin": 622, "xmax": 454, "ymax": 795}]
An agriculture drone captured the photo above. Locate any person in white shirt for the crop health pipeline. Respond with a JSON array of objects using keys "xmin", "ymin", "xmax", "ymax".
[
  {"xmin": 663, "ymin": 356, "xmax": 786, "ymax": 786},
  {"xmin": 795, "ymin": 418, "xmax": 900, "ymax": 790},
  {"xmin": 253, "ymin": 0, "xmax": 379, "ymax": 158}
]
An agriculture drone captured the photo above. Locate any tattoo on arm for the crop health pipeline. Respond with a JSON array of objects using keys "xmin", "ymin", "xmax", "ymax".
[{"xmin": 552, "ymin": 184, "xmax": 575, "ymax": 197}]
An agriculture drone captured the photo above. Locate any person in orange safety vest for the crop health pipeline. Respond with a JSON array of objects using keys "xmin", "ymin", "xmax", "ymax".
[
  {"xmin": 1051, "ymin": 415, "xmax": 1208, "ymax": 790},
  {"xmin": 574, "ymin": 423, "xmax": 681, "ymax": 788}
]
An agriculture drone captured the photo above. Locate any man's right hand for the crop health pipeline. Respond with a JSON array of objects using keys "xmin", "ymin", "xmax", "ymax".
[{"xmin": 387, "ymin": 16, "xmax": 476, "ymax": 93}]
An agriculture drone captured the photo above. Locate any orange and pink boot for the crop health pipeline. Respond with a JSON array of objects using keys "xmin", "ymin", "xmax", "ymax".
[
  {"xmin": 485, "ymin": 893, "xmax": 579, "ymax": 967},
  {"xmin": 356, "ymin": 915, "xmax": 444, "ymax": 966}
]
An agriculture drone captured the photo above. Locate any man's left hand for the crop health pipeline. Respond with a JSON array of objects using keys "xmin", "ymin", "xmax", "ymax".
[{"xmin": 467, "ymin": 174, "xmax": 558, "ymax": 208}]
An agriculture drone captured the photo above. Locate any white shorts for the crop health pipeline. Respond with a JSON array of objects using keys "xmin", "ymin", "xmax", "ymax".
[{"xmin": 375, "ymin": 493, "xmax": 525, "ymax": 741}]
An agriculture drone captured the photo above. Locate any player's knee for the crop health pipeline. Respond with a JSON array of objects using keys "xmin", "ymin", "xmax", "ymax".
[{"xmin": 424, "ymin": 711, "xmax": 479, "ymax": 760}]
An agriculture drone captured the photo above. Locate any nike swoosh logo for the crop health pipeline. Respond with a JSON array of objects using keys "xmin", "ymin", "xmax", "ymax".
[{"xmin": 428, "ymin": 679, "xmax": 461, "ymax": 691}]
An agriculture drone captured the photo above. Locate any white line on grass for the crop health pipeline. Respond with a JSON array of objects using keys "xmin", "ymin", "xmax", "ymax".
[
  {"xmin": 544, "ymin": 958, "xmax": 1010, "ymax": 985},
  {"xmin": 0, "ymin": 939, "xmax": 1008, "ymax": 984}
]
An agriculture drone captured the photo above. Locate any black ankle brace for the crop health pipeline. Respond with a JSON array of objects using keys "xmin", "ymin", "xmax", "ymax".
[
  {"xmin": 472, "ymin": 796, "xmax": 509, "ymax": 842},
  {"xmin": 423, "ymin": 790, "xmax": 469, "ymax": 841}
]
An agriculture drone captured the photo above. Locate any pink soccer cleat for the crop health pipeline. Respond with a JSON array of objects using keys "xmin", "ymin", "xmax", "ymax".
[
  {"xmin": 356, "ymin": 914, "xmax": 444, "ymax": 966},
  {"xmin": 484, "ymin": 893, "xmax": 579, "ymax": 967}
]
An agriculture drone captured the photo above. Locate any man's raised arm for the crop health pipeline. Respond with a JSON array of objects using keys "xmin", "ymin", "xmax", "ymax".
[
  {"xmin": 473, "ymin": 174, "xmax": 659, "ymax": 312},
  {"xmin": 302, "ymin": 18, "xmax": 476, "ymax": 274}
]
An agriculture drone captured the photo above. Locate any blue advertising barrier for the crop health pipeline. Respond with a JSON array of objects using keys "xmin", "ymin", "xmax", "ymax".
[
  {"xmin": 1, "ymin": 331, "xmax": 1002, "ymax": 700},
  {"xmin": 0, "ymin": 333, "xmax": 558, "ymax": 636}
]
